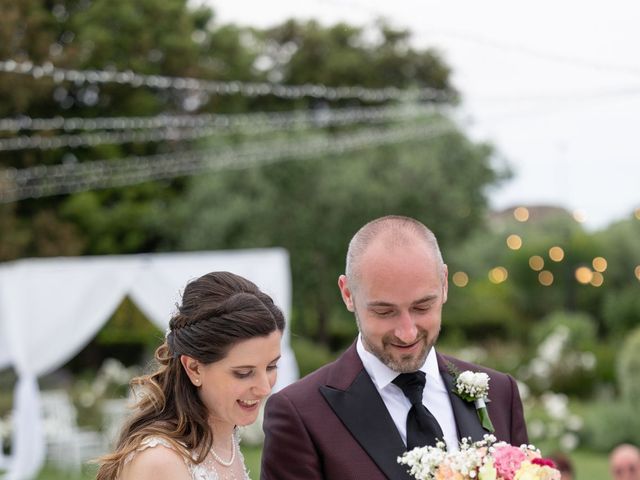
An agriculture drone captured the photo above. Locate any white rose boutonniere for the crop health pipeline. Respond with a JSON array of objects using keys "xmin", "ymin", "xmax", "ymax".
[{"xmin": 449, "ymin": 366, "xmax": 495, "ymax": 433}]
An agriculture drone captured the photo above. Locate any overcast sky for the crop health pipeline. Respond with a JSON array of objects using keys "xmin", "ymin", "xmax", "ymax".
[{"xmin": 203, "ymin": 0, "xmax": 640, "ymax": 230}]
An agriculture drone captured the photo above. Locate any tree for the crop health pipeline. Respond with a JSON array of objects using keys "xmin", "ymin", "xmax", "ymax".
[
  {"xmin": 156, "ymin": 120, "xmax": 500, "ymax": 347},
  {"xmin": 0, "ymin": 0, "xmax": 257, "ymax": 259}
]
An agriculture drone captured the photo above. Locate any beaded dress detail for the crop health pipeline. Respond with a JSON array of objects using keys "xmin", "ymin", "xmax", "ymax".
[{"xmin": 125, "ymin": 430, "xmax": 250, "ymax": 480}]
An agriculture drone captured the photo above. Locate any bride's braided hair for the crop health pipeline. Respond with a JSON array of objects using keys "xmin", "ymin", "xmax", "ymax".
[{"xmin": 95, "ymin": 271, "xmax": 285, "ymax": 480}]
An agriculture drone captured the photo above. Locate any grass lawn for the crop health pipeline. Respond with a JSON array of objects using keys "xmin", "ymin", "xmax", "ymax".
[{"xmin": 572, "ymin": 449, "xmax": 610, "ymax": 480}]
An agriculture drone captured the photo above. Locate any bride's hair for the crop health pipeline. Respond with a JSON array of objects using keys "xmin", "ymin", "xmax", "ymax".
[{"xmin": 95, "ymin": 271, "xmax": 285, "ymax": 480}]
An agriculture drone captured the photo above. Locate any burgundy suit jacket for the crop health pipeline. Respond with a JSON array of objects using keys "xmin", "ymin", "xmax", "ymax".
[{"xmin": 261, "ymin": 343, "xmax": 528, "ymax": 480}]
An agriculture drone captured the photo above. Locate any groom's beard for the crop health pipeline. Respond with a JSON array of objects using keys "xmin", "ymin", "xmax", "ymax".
[{"xmin": 357, "ymin": 314, "xmax": 439, "ymax": 373}]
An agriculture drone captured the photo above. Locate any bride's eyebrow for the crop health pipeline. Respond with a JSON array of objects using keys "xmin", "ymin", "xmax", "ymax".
[{"xmin": 231, "ymin": 355, "xmax": 281, "ymax": 369}]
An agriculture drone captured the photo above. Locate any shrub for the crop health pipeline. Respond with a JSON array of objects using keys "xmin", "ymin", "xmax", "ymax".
[
  {"xmin": 580, "ymin": 400, "xmax": 640, "ymax": 452},
  {"xmin": 520, "ymin": 312, "xmax": 599, "ymax": 396},
  {"xmin": 617, "ymin": 327, "xmax": 640, "ymax": 405},
  {"xmin": 291, "ymin": 336, "xmax": 338, "ymax": 378}
]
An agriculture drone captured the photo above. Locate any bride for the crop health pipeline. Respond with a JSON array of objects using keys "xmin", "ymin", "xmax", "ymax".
[{"xmin": 96, "ymin": 271, "xmax": 284, "ymax": 480}]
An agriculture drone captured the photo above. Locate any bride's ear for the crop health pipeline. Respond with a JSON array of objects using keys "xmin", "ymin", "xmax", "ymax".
[{"xmin": 180, "ymin": 355, "xmax": 202, "ymax": 387}]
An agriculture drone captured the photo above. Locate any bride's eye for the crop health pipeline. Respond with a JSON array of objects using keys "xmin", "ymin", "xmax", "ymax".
[{"xmin": 233, "ymin": 370, "xmax": 252, "ymax": 379}]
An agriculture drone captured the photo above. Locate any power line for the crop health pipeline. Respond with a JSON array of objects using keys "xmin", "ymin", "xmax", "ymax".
[
  {"xmin": 0, "ymin": 60, "xmax": 451, "ymax": 102},
  {"xmin": 317, "ymin": 0, "xmax": 640, "ymax": 78},
  {"xmin": 0, "ymin": 121, "xmax": 455, "ymax": 202}
]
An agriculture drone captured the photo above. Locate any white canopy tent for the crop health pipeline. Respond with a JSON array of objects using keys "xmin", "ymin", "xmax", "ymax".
[{"xmin": 0, "ymin": 248, "xmax": 298, "ymax": 480}]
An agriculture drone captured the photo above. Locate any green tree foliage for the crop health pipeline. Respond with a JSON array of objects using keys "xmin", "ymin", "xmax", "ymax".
[
  {"xmin": 156, "ymin": 123, "xmax": 500, "ymax": 346},
  {"xmin": 0, "ymin": 0, "xmax": 257, "ymax": 259}
]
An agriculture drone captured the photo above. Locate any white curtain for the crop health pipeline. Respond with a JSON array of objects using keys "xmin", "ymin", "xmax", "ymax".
[
  {"xmin": 0, "ymin": 249, "xmax": 297, "ymax": 480},
  {"xmin": 0, "ymin": 257, "xmax": 141, "ymax": 480}
]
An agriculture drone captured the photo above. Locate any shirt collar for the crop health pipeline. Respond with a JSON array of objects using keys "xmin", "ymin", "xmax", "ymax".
[{"xmin": 356, "ymin": 334, "xmax": 440, "ymax": 390}]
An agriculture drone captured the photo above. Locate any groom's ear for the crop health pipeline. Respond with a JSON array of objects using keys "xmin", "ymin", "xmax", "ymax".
[{"xmin": 338, "ymin": 275, "xmax": 355, "ymax": 312}]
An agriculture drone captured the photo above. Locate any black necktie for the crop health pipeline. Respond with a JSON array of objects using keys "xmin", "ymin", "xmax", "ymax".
[{"xmin": 393, "ymin": 371, "xmax": 444, "ymax": 450}]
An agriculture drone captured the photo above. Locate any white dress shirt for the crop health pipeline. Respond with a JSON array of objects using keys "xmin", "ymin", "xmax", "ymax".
[{"xmin": 356, "ymin": 335, "xmax": 460, "ymax": 451}]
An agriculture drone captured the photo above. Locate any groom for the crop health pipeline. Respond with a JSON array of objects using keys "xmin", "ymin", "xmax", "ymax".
[{"xmin": 261, "ymin": 215, "xmax": 528, "ymax": 479}]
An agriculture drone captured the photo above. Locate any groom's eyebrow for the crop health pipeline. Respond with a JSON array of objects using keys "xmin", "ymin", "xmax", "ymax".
[{"xmin": 367, "ymin": 295, "xmax": 438, "ymax": 308}]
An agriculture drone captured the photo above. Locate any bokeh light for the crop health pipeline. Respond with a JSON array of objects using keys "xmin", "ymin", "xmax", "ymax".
[
  {"xmin": 452, "ymin": 271, "xmax": 469, "ymax": 287},
  {"xmin": 635, "ymin": 208, "xmax": 640, "ymax": 220},
  {"xmin": 549, "ymin": 246, "xmax": 565, "ymax": 262},
  {"xmin": 489, "ymin": 266, "xmax": 508, "ymax": 284},
  {"xmin": 513, "ymin": 207, "xmax": 529, "ymax": 222},
  {"xmin": 538, "ymin": 270, "xmax": 554, "ymax": 286},
  {"xmin": 592, "ymin": 257, "xmax": 607, "ymax": 272},
  {"xmin": 575, "ymin": 267, "xmax": 593, "ymax": 284},
  {"xmin": 506, "ymin": 234, "xmax": 522, "ymax": 250},
  {"xmin": 635, "ymin": 265, "xmax": 640, "ymax": 280},
  {"xmin": 529, "ymin": 255, "xmax": 544, "ymax": 271},
  {"xmin": 573, "ymin": 210, "xmax": 587, "ymax": 223},
  {"xmin": 590, "ymin": 272, "xmax": 604, "ymax": 287}
]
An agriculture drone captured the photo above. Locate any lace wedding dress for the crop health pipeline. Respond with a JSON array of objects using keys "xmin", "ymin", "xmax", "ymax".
[{"xmin": 125, "ymin": 430, "xmax": 251, "ymax": 480}]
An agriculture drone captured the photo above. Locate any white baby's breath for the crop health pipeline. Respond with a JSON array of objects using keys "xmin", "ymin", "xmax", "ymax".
[{"xmin": 456, "ymin": 371, "xmax": 490, "ymax": 401}]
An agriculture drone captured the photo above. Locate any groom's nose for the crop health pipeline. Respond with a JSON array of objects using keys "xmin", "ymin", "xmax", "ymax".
[{"xmin": 394, "ymin": 310, "xmax": 418, "ymax": 343}]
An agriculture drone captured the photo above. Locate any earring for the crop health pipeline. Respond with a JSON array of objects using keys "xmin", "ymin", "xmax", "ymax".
[{"xmin": 194, "ymin": 379, "xmax": 200, "ymax": 385}]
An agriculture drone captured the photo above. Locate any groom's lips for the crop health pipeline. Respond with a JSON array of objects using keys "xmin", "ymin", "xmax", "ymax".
[{"xmin": 390, "ymin": 340, "xmax": 420, "ymax": 352}]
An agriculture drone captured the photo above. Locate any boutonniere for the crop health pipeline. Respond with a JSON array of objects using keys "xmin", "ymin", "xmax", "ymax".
[{"xmin": 447, "ymin": 362, "xmax": 495, "ymax": 433}]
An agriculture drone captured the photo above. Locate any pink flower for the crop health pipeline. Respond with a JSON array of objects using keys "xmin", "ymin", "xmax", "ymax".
[
  {"xmin": 531, "ymin": 458, "xmax": 557, "ymax": 469},
  {"xmin": 493, "ymin": 444, "xmax": 527, "ymax": 480}
]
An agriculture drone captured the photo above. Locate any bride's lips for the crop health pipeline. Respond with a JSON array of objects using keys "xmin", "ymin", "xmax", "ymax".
[{"xmin": 237, "ymin": 399, "xmax": 261, "ymax": 411}]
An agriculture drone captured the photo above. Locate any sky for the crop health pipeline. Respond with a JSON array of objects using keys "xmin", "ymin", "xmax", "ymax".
[{"xmin": 203, "ymin": 0, "xmax": 640, "ymax": 230}]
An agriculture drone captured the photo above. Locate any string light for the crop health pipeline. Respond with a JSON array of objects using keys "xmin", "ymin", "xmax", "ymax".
[
  {"xmin": 452, "ymin": 272, "xmax": 469, "ymax": 287},
  {"xmin": 488, "ymin": 266, "xmax": 508, "ymax": 284},
  {"xmin": 529, "ymin": 255, "xmax": 544, "ymax": 271},
  {"xmin": 506, "ymin": 234, "xmax": 522, "ymax": 250},
  {"xmin": 0, "ymin": 104, "xmax": 442, "ymax": 151},
  {"xmin": 513, "ymin": 206, "xmax": 529, "ymax": 222},
  {"xmin": 592, "ymin": 257, "xmax": 607, "ymax": 272},
  {"xmin": 0, "ymin": 122, "xmax": 455, "ymax": 202},
  {"xmin": 538, "ymin": 270, "xmax": 554, "ymax": 286},
  {"xmin": 0, "ymin": 60, "xmax": 451, "ymax": 102},
  {"xmin": 548, "ymin": 246, "xmax": 565, "ymax": 262},
  {"xmin": 0, "ymin": 104, "xmax": 440, "ymax": 132}
]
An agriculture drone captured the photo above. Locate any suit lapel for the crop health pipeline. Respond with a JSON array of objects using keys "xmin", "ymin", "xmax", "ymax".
[
  {"xmin": 320, "ymin": 346, "xmax": 413, "ymax": 480},
  {"xmin": 438, "ymin": 357, "xmax": 488, "ymax": 443}
]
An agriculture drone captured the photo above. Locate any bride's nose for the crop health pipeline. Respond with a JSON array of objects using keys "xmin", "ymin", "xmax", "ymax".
[{"xmin": 252, "ymin": 371, "xmax": 272, "ymax": 397}]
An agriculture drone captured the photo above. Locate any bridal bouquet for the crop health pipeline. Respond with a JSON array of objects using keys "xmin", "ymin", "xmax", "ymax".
[{"xmin": 398, "ymin": 435, "xmax": 560, "ymax": 480}]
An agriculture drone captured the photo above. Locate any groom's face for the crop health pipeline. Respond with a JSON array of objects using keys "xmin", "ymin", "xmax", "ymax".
[{"xmin": 339, "ymin": 235, "xmax": 448, "ymax": 373}]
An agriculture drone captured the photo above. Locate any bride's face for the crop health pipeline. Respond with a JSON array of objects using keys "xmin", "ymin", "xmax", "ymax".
[{"xmin": 197, "ymin": 330, "xmax": 282, "ymax": 431}]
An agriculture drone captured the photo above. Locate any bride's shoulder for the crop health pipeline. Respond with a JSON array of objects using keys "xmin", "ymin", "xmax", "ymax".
[{"xmin": 120, "ymin": 436, "xmax": 191, "ymax": 480}]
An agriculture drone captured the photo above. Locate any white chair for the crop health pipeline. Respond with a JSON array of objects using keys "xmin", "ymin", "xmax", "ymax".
[
  {"xmin": 40, "ymin": 389, "xmax": 106, "ymax": 471},
  {"xmin": 101, "ymin": 397, "xmax": 131, "ymax": 448}
]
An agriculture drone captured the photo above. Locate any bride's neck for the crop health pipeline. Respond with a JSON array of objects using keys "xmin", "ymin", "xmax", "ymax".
[{"xmin": 209, "ymin": 418, "xmax": 235, "ymax": 448}]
